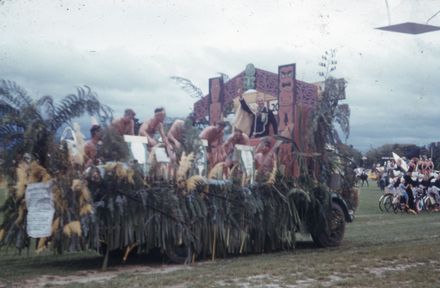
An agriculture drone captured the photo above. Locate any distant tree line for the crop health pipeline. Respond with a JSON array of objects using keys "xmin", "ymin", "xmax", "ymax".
[{"xmin": 363, "ymin": 143, "xmax": 440, "ymax": 169}]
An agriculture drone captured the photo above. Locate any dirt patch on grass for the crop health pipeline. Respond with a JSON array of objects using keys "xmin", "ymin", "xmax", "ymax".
[
  {"xmin": 367, "ymin": 261, "xmax": 434, "ymax": 277},
  {"xmin": 214, "ymin": 273, "xmax": 349, "ymax": 288},
  {"xmin": 17, "ymin": 264, "xmax": 190, "ymax": 288}
]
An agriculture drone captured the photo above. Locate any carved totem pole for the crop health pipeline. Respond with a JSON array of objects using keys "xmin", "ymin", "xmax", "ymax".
[
  {"xmin": 208, "ymin": 77, "xmax": 224, "ymax": 125},
  {"xmin": 278, "ymin": 64, "xmax": 297, "ymax": 177}
]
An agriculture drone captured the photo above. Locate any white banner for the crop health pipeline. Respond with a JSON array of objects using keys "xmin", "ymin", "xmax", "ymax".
[{"xmin": 25, "ymin": 181, "xmax": 55, "ymax": 238}]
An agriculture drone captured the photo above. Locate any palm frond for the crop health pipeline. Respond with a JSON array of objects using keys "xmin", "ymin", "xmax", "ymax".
[
  {"xmin": 334, "ymin": 104, "xmax": 350, "ymax": 141},
  {"xmin": 170, "ymin": 76, "xmax": 204, "ymax": 99},
  {"xmin": 35, "ymin": 95, "xmax": 55, "ymax": 120},
  {"xmin": 52, "ymin": 86, "xmax": 110, "ymax": 131},
  {"xmin": 217, "ymin": 72, "xmax": 230, "ymax": 82},
  {"xmin": 0, "ymin": 80, "xmax": 33, "ymax": 110}
]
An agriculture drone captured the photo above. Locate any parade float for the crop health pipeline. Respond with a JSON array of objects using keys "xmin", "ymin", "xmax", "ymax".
[{"xmin": 0, "ymin": 62, "xmax": 357, "ymax": 269}]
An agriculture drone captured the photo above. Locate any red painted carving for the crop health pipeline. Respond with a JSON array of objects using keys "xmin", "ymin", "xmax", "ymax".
[
  {"xmin": 193, "ymin": 97, "xmax": 208, "ymax": 121},
  {"xmin": 255, "ymin": 69, "xmax": 278, "ymax": 97},
  {"xmin": 209, "ymin": 103, "xmax": 222, "ymax": 125},
  {"xmin": 278, "ymin": 64, "xmax": 296, "ymax": 132},
  {"xmin": 211, "ymin": 79, "xmax": 221, "ymax": 103},
  {"xmin": 209, "ymin": 78, "xmax": 223, "ymax": 125},
  {"xmin": 296, "ymin": 81, "xmax": 318, "ymax": 108},
  {"xmin": 224, "ymin": 72, "xmax": 245, "ymax": 104}
]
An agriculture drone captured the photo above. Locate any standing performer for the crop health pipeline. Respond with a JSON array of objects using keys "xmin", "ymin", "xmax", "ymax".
[
  {"xmin": 167, "ymin": 119, "xmax": 185, "ymax": 151},
  {"xmin": 138, "ymin": 107, "xmax": 169, "ymax": 149},
  {"xmin": 223, "ymin": 128, "xmax": 250, "ymax": 168},
  {"xmin": 84, "ymin": 125, "xmax": 102, "ymax": 167},
  {"xmin": 239, "ymin": 94, "xmax": 277, "ymax": 138},
  {"xmin": 199, "ymin": 121, "xmax": 227, "ymax": 168},
  {"xmin": 166, "ymin": 119, "xmax": 185, "ymax": 162},
  {"xmin": 255, "ymin": 138, "xmax": 282, "ymax": 177},
  {"xmin": 111, "ymin": 108, "xmax": 136, "ymax": 136}
]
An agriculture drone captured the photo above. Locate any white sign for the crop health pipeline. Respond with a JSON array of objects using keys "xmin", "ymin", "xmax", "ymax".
[
  {"xmin": 25, "ymin": 182, "xmax": 55, "ymax": 238},
  {"xmin": 241, "ymin": 150, "xmax": 254, "ymax": 174},
  {"xmin": 155, "ymin": 147, "xmax": 170, "ymax": 163},
  {"xmin": 123, "ymin": 135, "xmax": 149, "ymax": 144},
  {"xmin": 124, "ymin": 135, "xmax": 149, "ymax": 164},
  {"xmin": 235, "ymin": 145, "xmax": 255, "ymax": 183}
]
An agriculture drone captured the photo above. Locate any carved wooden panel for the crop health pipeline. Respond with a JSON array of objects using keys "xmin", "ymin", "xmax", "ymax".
[
  {"xmin": 208, "ymin": 77, "xmax": 224, "ymax": 125},
  {"xmin": 278, "ymin": 64, "xmax": 296, "ymax": 133}
]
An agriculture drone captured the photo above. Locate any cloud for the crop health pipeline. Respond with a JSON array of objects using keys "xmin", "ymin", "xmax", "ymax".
[{"xmin": 1, "ymin": 0, "xmax": 439, "ymax": 152}]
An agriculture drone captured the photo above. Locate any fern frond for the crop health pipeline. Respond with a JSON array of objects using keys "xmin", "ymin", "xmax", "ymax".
[
  {"xmin": 0, "ymin": 80, "xmax": 33, "ymax": 110},
  {"xmin": 52, "ymin": 86, "xmax": 110, "ymax": 131},
  {"xmin": 170, "ymin": 76, "xmax": 204, "ymax": 99}
]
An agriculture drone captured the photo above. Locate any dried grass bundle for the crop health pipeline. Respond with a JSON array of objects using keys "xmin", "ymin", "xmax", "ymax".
[
  {"xmin": 80, "ymin": 185, "xmax": 91, "ymax": 205},
  {"xmin": 63, "ymin": 221, "xmax": 82, "ymax": 237},
  {"xmin": 52, "ymin": 186, "xmax": 66, "ymax": 214},
  {"xmin": 266, "ymin": 159, "xmax": 278, "ymax": 185},
  {"xmin": 51, "ymin": 217, "xmax": 60, "ymax": 235},
  {"xmin": 71, "ymin": 179, "xmax": 91, "ymax": 207},
  {"xmin": 186, "ymin": 175, "xmax": 207, "ymax": 192},
  {"xmin": 15, "ymin": 203, "xmax": 26, "ymax": 225},
  {"xmin": 15, "ymin": 162, "xmax": 29, "ymax": 199},
  {"xmin": 29, "ymin": 162, "xmax": 51, "ymax": 183},
  {"xmin": 115, "ymin": 163, "xmax": 127, "ymax": 179},
  {"xmin": 36, "ymin": 237, "xmax": 47, "ymax": 254},
  {"xmin": 71, "ymin": 179, "xmax": 82, "ymax": 191},
  {"xmin": 80, "ymin": 203, "xmax": 93, "ymax": 216},
  {"xmin": 126, "ymin": 168, "xmax": 135, "ymax": 185},
  {"xmin": 73, "ymin": 123, "xmax": 86, "ymax": 166},
  {"xmin": 176, "ymin": 152, "xmax": 194, "ymax": 181},
  {"xmin": 104, "ymin": 162, "xmax": 117, "ymax": 171},
  {"xmin": 208, "ymin": 162, "xmax": 225, "ymax": 179}
]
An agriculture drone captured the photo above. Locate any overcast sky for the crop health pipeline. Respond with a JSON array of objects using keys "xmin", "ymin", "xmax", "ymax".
[{"xmin": 1, "ymin": 0, "xmax": 439, "ymax": 152}]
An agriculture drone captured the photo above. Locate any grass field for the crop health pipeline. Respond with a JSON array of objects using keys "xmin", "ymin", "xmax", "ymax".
[{"xmin": 1, "ymin": 185, "xmax": 440, "ymax": 287}]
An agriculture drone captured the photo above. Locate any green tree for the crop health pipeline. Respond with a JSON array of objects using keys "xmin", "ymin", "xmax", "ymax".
[
  {"xmin": 365, "ymin": 144, "xmax": 422, "ymax": 167},
  {"xmin": 0, "ymin": 80, "xmax": 112, "ymax": 177}
]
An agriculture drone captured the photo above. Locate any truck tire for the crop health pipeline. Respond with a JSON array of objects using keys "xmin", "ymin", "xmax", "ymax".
[
  {"xmin": 311, "ymin": 201, "xmax": 346, "ymax": 247},
  {"xmin": 165, "ymin": 244, "xmax": 192, "ymax": 264}
]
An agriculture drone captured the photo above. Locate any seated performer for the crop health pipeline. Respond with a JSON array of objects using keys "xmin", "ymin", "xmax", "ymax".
[
  {"xmin": 239, "ymin": 94, "xmax": 277, "ymax": 138},
  {"xmin": 223, "ymin": 128, "xmax": 250, "ymax": 168},
  {"xmin": 199, "ymin": 121, "xmax": 227, "ymax": 168},
  {"xmin": 111, "ymin": 108, "xmax": 136, "ymax": 136},
  {"xmin": 84, "ymin": 125, "xmax": 102, "ymax": 167},
  {"xmin": 138, "ymin": 107, "xmax": 169, "ymax": 148}
]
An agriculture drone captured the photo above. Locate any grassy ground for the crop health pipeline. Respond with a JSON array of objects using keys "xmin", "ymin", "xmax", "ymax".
[{"xmin": 1, "ymin": 185, "xmax": 440, "ymax": 287}]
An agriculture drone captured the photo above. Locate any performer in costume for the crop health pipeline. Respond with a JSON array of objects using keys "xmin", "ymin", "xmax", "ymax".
[
  {"xmin": 138, "ymin": 107, "xmax": 170, "ymax": 149},
  {"xmin": 111, "ymin": 108, "xmax": 136, "ymax": 136},
  {"xmin": 239, "ymin": 94, "xmax": 277, "ymax": 138},
  {"xmin": 223, "ymin": 128, "xmax": 250, "ymax": 168},
  {"xmin": 167, "ymin": 119, "xmax": 185, "ymax": 151},
  {"xmin": 255, "ymin": 138, "xmax": 282, "ymax": 178},
  {"xmin": 84, "ymin": 125, "xmax": 102, "ymax": 167},
  {"xmin": 166, "ymin": 119, "xmax": 185, "ymax": 162},
  {"xmin": 199, "ymin": 121, "xmax": 227, "ymax": 169}
]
